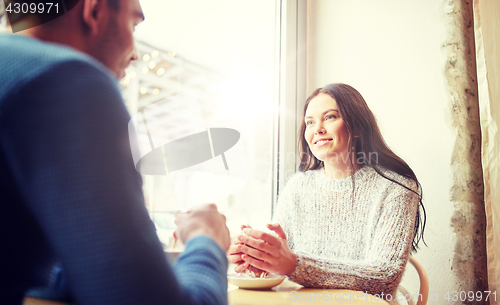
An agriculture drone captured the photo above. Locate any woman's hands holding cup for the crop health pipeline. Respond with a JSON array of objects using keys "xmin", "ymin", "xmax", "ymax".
[
  {"xmin": 227, "ymin": 223, "xmax": 297, "ymax": 276},
  {"xmin": 228, "ymin": 225, "xmax": 264, "ymax": 274}
]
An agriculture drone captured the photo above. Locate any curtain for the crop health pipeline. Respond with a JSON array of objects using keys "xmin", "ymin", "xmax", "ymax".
[{"xmin": 473, "ymin": 0, "xmax": 500, "ymax": 303}]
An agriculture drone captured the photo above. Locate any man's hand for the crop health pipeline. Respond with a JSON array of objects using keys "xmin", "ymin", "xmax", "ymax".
[{"xmin": 174, "ymin": 203, "xmax": 230, "ymax": 251}]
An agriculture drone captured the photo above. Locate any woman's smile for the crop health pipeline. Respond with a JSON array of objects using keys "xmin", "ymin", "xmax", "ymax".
[{"xmin": 313, "ymin": 138, "xmax": 333, "ymax": 147}]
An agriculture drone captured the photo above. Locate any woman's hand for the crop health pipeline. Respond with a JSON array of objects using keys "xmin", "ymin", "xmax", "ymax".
[
  {"xmin": 237, "ymin": 223, "xmax": 298, "ymax": 276},
  {"xmin": 227, "ymin": 225, "xmax": 264, "ymax": 273}
]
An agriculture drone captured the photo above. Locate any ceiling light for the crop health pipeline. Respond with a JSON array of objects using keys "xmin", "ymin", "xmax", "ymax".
[{"xmin": 157, "ymin": 68, "xmax": 165, "ymax": 76}]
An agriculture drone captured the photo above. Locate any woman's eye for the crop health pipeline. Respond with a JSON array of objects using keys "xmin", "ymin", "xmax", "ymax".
[
  {"xmin": 326, "ymin": 114, "xmax": 337, "ymax": 120},
  {"xmin": 306, "ymin": 121, "xmax": 313, "ymax": 126}
]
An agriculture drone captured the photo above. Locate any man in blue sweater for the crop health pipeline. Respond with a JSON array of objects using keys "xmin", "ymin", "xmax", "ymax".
[{"xmin": 0, "ymin": 0, "xmax": 230, "ymax": 304}]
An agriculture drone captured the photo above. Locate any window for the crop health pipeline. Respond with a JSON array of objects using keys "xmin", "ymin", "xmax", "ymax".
[{"xmin": 122, "ymin": 0, "xmax": 306, "ymax": 247}]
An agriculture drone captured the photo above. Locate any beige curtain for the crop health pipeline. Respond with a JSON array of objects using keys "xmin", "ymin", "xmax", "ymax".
[{"xmin": 473, "ymin": 1, "xmax": 500, "ymax": 304}]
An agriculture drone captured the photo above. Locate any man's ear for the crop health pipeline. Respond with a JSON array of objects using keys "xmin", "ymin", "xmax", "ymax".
[{"xmin": 82, "ymin": 0, "xmax": 107, "ymax": 35}]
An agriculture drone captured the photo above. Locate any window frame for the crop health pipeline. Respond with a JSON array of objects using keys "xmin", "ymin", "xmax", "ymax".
[{"xmin": 272, "ymin": 0, "xmax": 307, "ymax": 217}]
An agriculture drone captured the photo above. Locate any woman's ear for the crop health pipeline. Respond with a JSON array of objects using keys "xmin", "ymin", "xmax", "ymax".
[{"xmin": 82, "ymin": 0, "xmax": 107, "ymax": 35}]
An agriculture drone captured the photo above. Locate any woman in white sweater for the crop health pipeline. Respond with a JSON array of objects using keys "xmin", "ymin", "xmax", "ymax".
[{"xmin": 228, "ymin": 83, "xmax": 426, "ymax": 298}]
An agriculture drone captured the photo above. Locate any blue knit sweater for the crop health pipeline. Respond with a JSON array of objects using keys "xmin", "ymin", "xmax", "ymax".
[{"xmin": 0, "ymin": 34, "xmax": 227, "ymax": 305}]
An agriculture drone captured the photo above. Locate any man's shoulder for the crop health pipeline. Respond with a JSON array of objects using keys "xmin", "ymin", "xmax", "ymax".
[
  {"xmin": 0, "ymin": 35, "xmax": 114, "ymax": 97},
  {"xmin": 0, "ymin": 34, "xmax": 107, "ymax": 71}
]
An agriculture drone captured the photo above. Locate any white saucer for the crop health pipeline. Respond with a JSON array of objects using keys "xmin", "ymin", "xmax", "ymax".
[{"xmin": 227, "ymin": 273, "xmax": 286, "ymax": 290}]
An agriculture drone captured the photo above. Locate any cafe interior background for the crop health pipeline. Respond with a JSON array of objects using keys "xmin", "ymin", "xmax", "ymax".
[{"xmin": 1, "ymin": 0, "xmax": 499, "ymax": 304}]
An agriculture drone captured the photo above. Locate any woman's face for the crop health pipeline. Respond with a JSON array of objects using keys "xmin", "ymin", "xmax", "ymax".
[{"xmin": 304, "ymin": 93, "xmax": 350, "ymax": 164}]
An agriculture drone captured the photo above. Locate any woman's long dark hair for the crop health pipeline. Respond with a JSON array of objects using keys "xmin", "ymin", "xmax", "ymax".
[{"xmin": 298, "ymin": 83, "xmax": 426, "ymax": 252}]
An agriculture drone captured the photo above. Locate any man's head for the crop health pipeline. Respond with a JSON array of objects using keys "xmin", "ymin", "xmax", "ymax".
[
  {"xmin": 6, "ymin": 0, "xmax": 144, "ymax": 79},
  {"xmin": 84, "ymin": 0, "xmax": 144, "ymax": 78}
]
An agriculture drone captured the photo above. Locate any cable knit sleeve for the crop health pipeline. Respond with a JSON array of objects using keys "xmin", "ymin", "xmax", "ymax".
[{"xmin": 276, "ymin": 169, "xmax": 419, "ymax": 297}]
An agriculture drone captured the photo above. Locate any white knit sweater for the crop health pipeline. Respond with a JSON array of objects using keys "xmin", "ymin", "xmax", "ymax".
[{"xmin": 273, "ymin": 165, "xmax": 419, "ymax": 297}]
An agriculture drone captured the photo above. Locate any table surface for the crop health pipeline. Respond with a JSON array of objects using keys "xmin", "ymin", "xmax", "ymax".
[
  {"xmin": 228, "ymin": 280, "xmax": 390, "ymax": 305},
  {"xmin": 24, "ymin": 280, "xmax": 390, "ymax": 305},
  {"xmin": 23, "ymin": 298, "xmax": 70, "ymax": 305}
]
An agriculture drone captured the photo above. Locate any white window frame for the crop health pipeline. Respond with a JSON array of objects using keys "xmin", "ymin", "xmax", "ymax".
[{"xmin": 272, "ymin": 0, "xmax": 307, "ymax": 216}]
